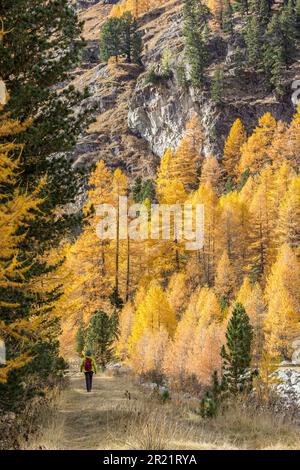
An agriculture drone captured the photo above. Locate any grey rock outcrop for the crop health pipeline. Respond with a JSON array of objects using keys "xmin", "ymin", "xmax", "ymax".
[
  {"xmin": 128, "ymin": 1, "xmax": 295, "ymax": 159},
  {"xmin": 275, "ymin": 368, "xmax": 300, "ymax": 409}
]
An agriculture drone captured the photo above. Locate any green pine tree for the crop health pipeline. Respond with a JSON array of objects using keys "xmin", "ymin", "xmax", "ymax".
[
  {"xmin": 211, "ymin": 67, "xmax": 224, "ymax": 104},
  {"xmin": 183, "ymin": 0, "xmax": 210, "ymax": 87},
  {"xmin": 120, "ymin": 12, "xmax": 142, "ymax": 64},
  {"xmin": 100, "ymin": 13, "xmax": 142, "ymax": 64},
  {"xmin": 222, "ymin": 0, "xmax": 234, "ymax": 34},
  {"xmin": 279, "ymin": 0, "xmax": 297, "ymax": 65},
  {"xmin": 0, "ymin": 0, "xmax": 90, "ymax": 413},
  {"xmin": 100, "ymin": 17, "xmax": 123, "ymax": 62},
  {"xmin": 221, "ymin": 303, "xmax": 253, "ymax": 395},
  {"xmin": 0, "ymin": 0, "xmax": 92, "ymax": 248},
  {"xmin": 76, "ymin": 322, "xmax": 86, "ymax": 356},
  {"xmin": 132, "ymin": 177, "xmax": 155, "ymax": 203},
  {"xmin": 263, "ymin": 14, "xmax": 286, "ymax": 94},
  {"xmin": 199, "ymin": 370, "xmax": 222, "ymax": 418},
  {"xmin": 86, "ymin": 310, "xmax": 119, "ymax": 370},
  {"xmin": 244, "ymin": 16, "xmax": 262, "ymax": 67},
  {"xmin": 233, "ymin": 0, "xmax": 249, "ymax": 13},
  {"xmin": 296, "ymin": 0, "xmax": 300, "ymax": 35}
]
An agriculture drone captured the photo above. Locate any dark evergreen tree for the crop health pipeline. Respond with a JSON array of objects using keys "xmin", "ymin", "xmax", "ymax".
[
  {"xmin": 100, "ymin": 13, "xmax": 142, "ymax": 65},
  {"xmin": 183, "ymin": 0, "xmax": 210, "ymax": 87},
  {"xmin": 233, "ymin": 46, "xmax": 245, "ymax": 78},
  {"xmin": 199, "ymin": 370, "xmax": 222, "ymax": 418},
  {"xmin": 279, "ymin": 0, "xmax": 297, "ymax": 64},
  {"xmin": 100, "ymin": 17, "xmax": 123, "ymax": 62},
  {"xmin": 233, "ymin": 0, "xmax": 249, "ymax": 13},
  {"xmin": 0, "ymin": 0, "xmax": 91, "ymax": 413},
  {"xmin": 86, "ymin": 310, "xmax": 118, "ymax": 370},
  {"xmin": 221, "ymin": 303, "xmax": 253, "ymax": 395},
  {"xmin": 76, "ymin": 321, "xmax": 86, "ymax": 356},
  {"xmin": 259, "ymin": 0, "xmax": 272, "ymax": 25},
  {"xmin": 132, "ymin": 177, "xmax": 156, "ymax": 203},
  {"xmin": 0, "ymin": 1, "xmax": 92, "ymax": 249},
  {"xmin": 120, "ymin": 12, "xmax": 142, "ymax": 64},
  {"xmin": 244, "ymin": 16, "xmax": 262, "ymax": 67},
  {"xmin": 263, "ymin": 14, "xmax": 286, "ymax": 94},
  {"xmin": 109, "ymin": 286, "xmax": 124, "ymax": 310},
  {"xmin": 222, "ymin": 0, "xmax": 234, "ymax": 34},
  {"xmin": 296, "ymin": 0, "xmax": 300, "ymax": 35},
  {"xmin": 211, "ymin": 68, "xmax": 224, "ymax": 104}
]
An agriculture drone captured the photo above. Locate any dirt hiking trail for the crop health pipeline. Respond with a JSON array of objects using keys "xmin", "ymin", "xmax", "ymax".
[{"xmin": 57, "ymin": 370, "xmax": 142, "ymax": 450}]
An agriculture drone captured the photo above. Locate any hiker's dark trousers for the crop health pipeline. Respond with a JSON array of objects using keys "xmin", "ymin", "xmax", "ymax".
[{"xmin": 84, "ymin": 371, "xmax": 93, "ymax": 392}]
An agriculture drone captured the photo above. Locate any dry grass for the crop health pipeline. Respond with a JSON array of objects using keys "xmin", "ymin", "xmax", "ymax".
[
  {"xmin": 108, "ymin": 397, "xmax": 300, "ymax": 450},
  {"xmin": 106, "ymin": 400, "xmax": 191, "ymax": 450},
  {"xmin": 22, "ymin": 387, "xmax": 66, "ymax": 450},
  {"xmin": 25, "ymin": 370, "xmax": 300, "ymax": 450},
  {"xmin": 192, "ymin": 402, "xmax": 300, "ymax": 450}
]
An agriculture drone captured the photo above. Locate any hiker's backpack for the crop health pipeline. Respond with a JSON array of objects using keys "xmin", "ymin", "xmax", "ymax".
[{"xmin": 84, "ymin": 357, "xmax": 93, "ymax": 372}]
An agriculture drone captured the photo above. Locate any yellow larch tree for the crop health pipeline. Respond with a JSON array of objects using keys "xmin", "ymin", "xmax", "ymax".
[
  {"xmin": 268, "ymin": 121, "xmax": 289, "ymax": 169},
  {"xmin": 110, "ymin": 0, "xmax": 160, "ymax": 18},
  {"xmin": 277, "ymin": 175, "xmax": 300, "ymax": 253},
  {"xmin": 283, "ymin": 103, "xmax": 300, "ymax": 172},
  {"xmin": 271, "ymin": 161, "xmax": 295, "ymax": 218},
  {"xmin": 169, "ymin": 115, "xmax": 204, "ymax": 192},
  {"xmin": 200, "ymin": 155, "xmax": 223, "ymax": 194},
  {"xmin": 155, "ymin": 152, "xmax": 188, "ymax": 274},
  {"xmin": 163, "ymin": 290, "xmax": 200, "ymax": 386},
  {"xmin": 218, "ymin": 191, "xmax": 251, "ymax": 276},
  {"xmin": 214, "ymin": 250, "xmax": 238, "ymax": 301},
  {"xmin": 63, "ymin": 160, "xmax": 115, "ymax": 321},
  {"xmin": 186, "ymin": 320, "xmax": 225, "ymax": 386},
  {"xmin": 111, "ymin": 168, "xmax": 129, "ymax": 302},
  {"xmin": 196, "ymin": 286, "xmax": 223, "ymax": 329},
  {"xmin": 236, "ymin": 277, "xmax": 266, "ymax": 364},
  {"xmin": 189, "ymin": 182, "xmax": 219, "ymax": 285},
  {"xmin": 156, "ymin": 147, "xmax": 173, "ymax": 202},
  {"xmin": 130, "ymin": 327, "xmax": 169, "ymax": 376},
  {"xmin": 264, "ymin": 244, "xmax": 300, "ymax": 360},
  {"xmin": 116, "ymin": 301, "xmax": 135, "ymax": 360},
  {"xmin": 166, "ymin": 272, "xmax": 189, "ymax": 318},
  {"xmin": 0, "ymin": 113, "xmax": 45, "ymax": 383},
  {"xmin": 223, "ymin": 118, "xmax": 247, "ymax": 181},
  {"xmin": 248, "ymin": 165, "xmax": 277, "ymax": 281},
  {"xmin": 238, "ymin": 112, "xmax": 277, "ymax": 176},
  {"xmin": 128, "ymin": 282, "xmax": 176, "ymax": 354}
]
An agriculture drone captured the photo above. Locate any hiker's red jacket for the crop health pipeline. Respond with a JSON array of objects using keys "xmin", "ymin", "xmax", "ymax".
[{"xmin": 80, "ymin": 355, "xmax": 97, "ymax": 373}]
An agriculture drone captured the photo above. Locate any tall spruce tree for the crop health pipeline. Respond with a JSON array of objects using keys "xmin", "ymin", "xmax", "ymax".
[
  {"xmin": 86, "ymin": 310, "xmax": 119, "ymax": 370},
  {"xmin": 296, "ymin": 0, "xmax": 300, "ymax": 35},
  {"xmin": 244, "ymin": 16, "xmax": 262, "ymax": 67},
  {"xmin": 100, "ymin": 17, "xmax": 123, "ymax": 62},
  {"xmin": 234, "ymin": 0, "xmax": 249, "ymax": 13},
  {"xmin": 211, "ymin": 67, "xmax": 224, "ymax": 104},
  {"xmin": 100, "ymin": 13, "xmax": 142, "ymax": 64},
  {"xmin": 221, "ymin": 303, "xmax": 253, "ymax": 395},
  {"xmin": 222, "ymin": 0, "xmax": 234, "ymax": 34},
  {"xmin": 183, "ymin": 0, "xmax": 210, "ymax": 87},
  {"xmin": 263, "ymin": 14, "xmax": 286, "ymax": 94},
  {"xmin": 120, "ymin": 12, "xmax": 142, "ymax": 64},
  {"xmin": 0, "ymin": 1, "xmax": 90, "ymax": 411},
  {"xmin": 0, "ymin": 1, "xmax": 92, "ymax": 249},
  {"xmin": 279, "ymin": 0, "xmax": 297, "ymax": 65},
  {"xmin": 76, "ymin": 322, "xmax": 86, "ymax": 356}
]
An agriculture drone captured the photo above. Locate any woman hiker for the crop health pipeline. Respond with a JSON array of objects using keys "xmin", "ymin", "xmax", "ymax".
[{"xmin": 80, "ymin": 350, "xmax": 97, "ymax": 392}]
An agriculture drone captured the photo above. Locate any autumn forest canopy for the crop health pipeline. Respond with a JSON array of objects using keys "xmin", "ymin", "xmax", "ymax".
[{"xmin": 0, "ymin": 0, "xmax": 300, "ymax": 451}]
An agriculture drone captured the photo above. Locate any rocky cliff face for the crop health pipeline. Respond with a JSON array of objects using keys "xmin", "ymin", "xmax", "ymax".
[
  {"xmin": 68, "ymin": 1, "xmax": 157, "ymax": 178},
  {"xmin": 71, "ymin": 0, "xmax": 299, "ymax": 173},
  {"xmin": 128, "ymin": 1, "xmax": 297, "ymax": 158}
]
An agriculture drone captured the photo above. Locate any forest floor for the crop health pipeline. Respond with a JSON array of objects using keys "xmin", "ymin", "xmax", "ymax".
[{"xmin": 24, "ymin": 367, "xmax": 300, "ymax": 450}]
